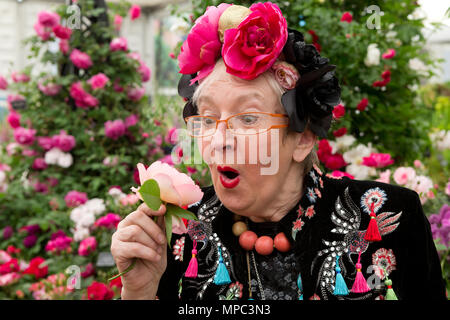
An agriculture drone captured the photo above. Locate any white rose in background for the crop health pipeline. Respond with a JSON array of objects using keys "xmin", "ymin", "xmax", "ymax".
[
  {"xmin": 44, "ymin": 147, "xmax": 73, "ymax": 168},
  {"xmin": 346, "ymin": 163, "xmax": 377, "ymax": 180},
  {"xmin": 70, "ymin": 198, "xmax": 106, "ymax": 241},
  {"xmin": 430, "ymin": 130, "xmax": 450, "ymax": 151},
  {"xmin": 408, "ymin": 58, "xmax": 428, "ymax": 76},
  {"xmin": 364, "ymin": 43, "xmax": 380, "ymax": 67}
]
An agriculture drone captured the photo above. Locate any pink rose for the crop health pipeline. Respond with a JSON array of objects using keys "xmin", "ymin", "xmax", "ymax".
[
  {"xmin": 70, "ymin": 49, "xmax": 93, "ymax": 69},
  {"xmin": 125, "ymin": 114, "xmax": 139, "ymax": 127},
  {"xmin": 37, "ymin": 11, "xmax": 60, "ymax": 28},
  {"xmin": 37, "ymin": 136, "xmax": 54, "ymax": 151},
  {"xmin": 33, "ymin": 22, "xmax": 51, "ymax": 41},
  {"xmin": 94, "ymin": 213, "xmax": 121, "ymax": 229},
  {"xmin": 52, "ymin": 130, "xmax": 76, "ymax": 152},
  {"xmin": 64, "ymin": 190, "xmax": 88, "ymax": 208},
  {"xmin": 11, "ymin": 71, "xmax": 30, "ymax": 83},
  {"xmin": 340, "ymin": 12, "xmax": 353, "ymax": 23},
  {"xmin": 45, "ymin": 234, "xmax": 72, "ymax": 254},
  {"xmin": 413, "ymin": 159, "xmax": 423, "ymax": 168},
  {"xmin": 13, "ymin": 127, "xmax": 36, "ymax": 146},
  {"xmin": 393, "ymin": 167, "xmax": 416, "ymax": 185},
  {"xmin": 104, "ymin": 120, "xmax": 126, "ymax": 140},
  {"xmin": 332, "ymin": 104, "xmax": 345, "ymax": 119},
  {"xmin": 330, "ymin": 170, "xmax": 354, "ymax": 179},
  {"xmin": 127, "ymin": 86, "xmax": 145, "ymax": 101},
  {"xmin": 7, "ymin": 112, "xmax": 20, "ymax": 129},
  {"xmin": 132, "ymin": 161, "xmax": 204, "ymax": 208},
  {"xmin": 110, "ymin": 37, "xmax": 128, "ymax": 52},
  {"xmin": 382, "ymin": 49, "xmax": 396, "ymax": 59},
  {"xmin": 114, "ymin": 15, "xmax": 123, "ymax": 30},
  {"xmin": 32, "ymin": 158, "xmax": 48, "ymax": 170},
  {"xmin": 119, "ymin": 193, "xmax": 139, "ymax": 206},
  {"xmin": 222, "ymin": 2, "xmax": 288, "ymax": 80},
  {"xmin": 38, "ymin": 81, "xmax": 61, "ymax": 96},
  {"xmin": 271, "ymin": 60, "xmax": 300, "ymax": 90},
  {"xmin": 362, "ymin": 153, "xmax": 394, "ymax": 168},
  {"xmin": 129, "ymin": 4, "xmax": 141, "ymax": 21},
  {"xmin": 375, "ymin": 169, "xmax": 391, "ymax": 184},
  {"xmin": 78, "ymin": 236, "xmax": 97, "ymax": 256},
  {"xmin": 178, "ymin": 3, "xmax": 232, "ymax": 85},
  {"xmin": 52, "ymin": 25, "xmax": 72, "ymax": 40},
  {"xmin": 138, "ymin": 63, "xmax": 151, "ymax": 82},
  {"xmin": 59, "ymin": 39, "xmax": 70, "ymax": 55},
  {"xmin": 445, "ymin": 180, "xmax": 450, "ymax": 197},
  {"xmin": 165, "ymin": 127, "xmax": 178, "ymax": 145},
  {"xmin": 0, "ymin": 76, "xmax": 8, "ymax": 90},
  {"xmin": 88, "ymin": 73, "xmax": 109, "ymax": 90},
  {"xmin": 69, "ymin": 82, "xmax": 99, "ymax": 108}
]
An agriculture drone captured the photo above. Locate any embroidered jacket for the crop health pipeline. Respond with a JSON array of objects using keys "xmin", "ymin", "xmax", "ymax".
[{"xmin": 156, "ymin": 165, "xmax": 446, "ymax": 300}]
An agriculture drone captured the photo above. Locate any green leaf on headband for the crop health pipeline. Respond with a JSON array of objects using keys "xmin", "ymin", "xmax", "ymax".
[
  {"xmin": 139, "ymin": 179, "xmax": 161, "ymax": 211},
  {"xmin": 166, "ymin": 203, "xmax": 198, "ymax": 221}
]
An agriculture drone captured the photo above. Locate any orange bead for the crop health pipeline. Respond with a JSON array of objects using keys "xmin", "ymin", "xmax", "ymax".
[
  {"xmin": 274, "ymin": 232, "xmax": 291, "ymax": 252},
  {"xmin": 254, "ymin": 236, "xmax": 274, "ymax": 255},
  {"xmin": 239, "ymin": 231, "xmax": 257, "ymax": 251}
]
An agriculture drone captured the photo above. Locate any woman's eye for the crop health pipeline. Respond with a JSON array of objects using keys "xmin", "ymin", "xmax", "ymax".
[
  {"xmin": 203, "ymin": 118, "xmax": 216, "ymax": 125},
  {"xmin": 238, "ymin": 115, "xmax": 259, "ymax": 125}
]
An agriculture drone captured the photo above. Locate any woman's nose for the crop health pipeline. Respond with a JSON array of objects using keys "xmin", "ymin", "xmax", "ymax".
[{"xmin": 210, "ymin": 120, "xmax": 234, "ymax": 153}]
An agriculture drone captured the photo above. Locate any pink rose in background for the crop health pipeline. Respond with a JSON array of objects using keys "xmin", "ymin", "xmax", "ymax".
[
  {"xmin": 14, "ymin": 127, "xmax": 36, "ymax": 146},
  {"xmin": 340, "ymin": 12, "xmax": 353, "ymax": 23},
  {"xmin": 110, "ymin": 37, "xmax": 128, "ymax": 52},
  {"xmin": 94, "ymin": 213, "xmax": 121, "ymax": 229},
  {"xmin": 446, "ymin": 179, "xmax": 450, "ymax": 196},
  {"xmin": 37, "ymin": 11, "xmax": 60, "ymax": 28},
  {"xmin": 64, "ymin": 190, "xmax": 88, "ymax": 208},
  {"xmin": 393, "ymin": 167, "xmax": 416, "ymax": 185},
  {"xmin": 34, "ymin": 22, "xmax": 51, "ymax": 41},
  {"xmin": 154, "ymin": 134, "xmax": 163, "ymax": 146},
  {"xmin": 413, "ymin": 159, "xmax": 423, "ymax": 168},
  {"xmin": 127, "ymin": 86, "xmax": 145, "ymax": 101},
  {"xmin": 375, "ymin": 169, "xmax": 391, "ymax": 184},
  {"xmin": 332, "ymin": 104, "xmax": 345, "ymax": 119},
  {"xmin": 165, "ymin": 127, "xmax": 179, "ymax": 145},
  {"xmin": 38, "ymin": 81, "xmax": 62, "ymax": 96},
  {"xmin": 11, "ymin": 72, "xmax": 30, "ymax": 83},
  {"xmin": 362, "ymin": 153, "xmax": 394, "ymax": 168},
  {"xmin": 114, "ymin": 15, "xmax": 123, "ymax": 30},
  {"xmin": 69, "ymin": 82, "xmax": 99, "ymax": 108},
  {"xmin": 178, "ymin": 3, "xmax": 232, "ymax": 85},
  {"xmin": 32, "ymin": 158, "xmax": 48, "ymax": 170},
  {"xmin": 222, "ymin": 2, "xmax": 288, "ymax": 81},
  {"xmin": 330, "ymin": 170, "xmax": 354, "ymax": 179},
  {"xmin": 132, "ymin": 161, "xmax": 204, "ymax": 208},
  {"xmin": 382, "ymin": 49, "xmax": 396, "ymax": 59},
  {"xmin": 7, "ymin": 112, "xmax": 21, "ymax": 129},
  {"xmin": 113, "ymin": 79, "xmax": 124, "ymax": 92},
  {"xmin": 159, "ymin": 154, "xmax": 174, "ymax": 166},
  {"xmin": 52, "ymin": 130, "xmax": 76, "ymax": 152},
  {"xmin": 70, "ymin": 49, "xmax": 93, "ymax": 69},
  {"xmin": 59, "ymin": 39, "xmax": 70, "ymax": 55},
  {"xmin": 88, "ymin": 73, "xmax": 109, "ymax": 90},
  {"xmin": 78, "ymin": 237, "xmax": 97, "ymax": 256},
  {"xmin": 125, "ymin": 114, "xmax": 139, "ymax": 127},
  {"xmin": 138, "ymin": 63, "xmax": 151, "ymax": 82},
  {"xmin": 37, "ymin": 136, "xmax": 54, "ymax": 151},
  {"xmin": 120, "ymin": 193, "xmax": 139, "ymax": 206},
  {"xmin": 0, "ymin": 76, "xmax": 8, "ymax": 90},
  {"xmin": 22, "ymin": 148, "xmax": 38, "ymax": 157},
  {"xmin": 271, "ymin": 60, "xmax": 299, "ymax": 90},
  {"xmin": 52, "ymin": 25, "xmax": 72, "ymax": 40},
  {"xmin": 104, "ymin": 120, "xmax": 126, "ymax": 140},
  {"xmin": 129, "ymin": 4, "xmax": 141, "ymax": 20},
  {"xmin": 45, "ymin": 233, "xmax": 72, "ymax": 254}
]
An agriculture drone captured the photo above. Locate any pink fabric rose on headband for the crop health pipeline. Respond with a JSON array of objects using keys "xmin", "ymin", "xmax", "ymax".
[
  {"xmin": 271, "ymin": 60, "xmax": 300, "ymax": 90},
  {"xmin": 178, "ymin": 3, "xmax": 232, "ymax": 85},
  {"xmin": 222, "ymin": 2, "xmax": 288, "ymax": 80}
]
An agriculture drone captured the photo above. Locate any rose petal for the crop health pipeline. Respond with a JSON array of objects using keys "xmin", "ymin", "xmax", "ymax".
[
  {"xmin": 152, "ymin": 173, "xmax": 182, "ymax": 206},
  {"xmin": 174, "ymin": 183, "xmax": 204, "ymax": 207},
  {"xmin": 171, "ymin": 215, "xmax": 188, "ymax": 235}
]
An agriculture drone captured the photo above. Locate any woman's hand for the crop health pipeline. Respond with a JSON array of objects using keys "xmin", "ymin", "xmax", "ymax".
[{"xmin": 111, "ymin": 203, "xmax": 167, "ymax": 299}]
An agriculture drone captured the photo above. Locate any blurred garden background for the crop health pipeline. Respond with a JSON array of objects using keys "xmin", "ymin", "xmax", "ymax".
[{"xmin": 0, "ymin": 0, "xmax": 449, "ymax": 299}]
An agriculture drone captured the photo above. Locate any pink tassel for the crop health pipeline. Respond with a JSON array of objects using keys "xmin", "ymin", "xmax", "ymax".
[
  {"xmin": 351, "ymin": 252, "xmax": 371, "ymax": 293},
  {"xmin": 185, "ymin": 240, "xmax": 198, "ymax": 278}
]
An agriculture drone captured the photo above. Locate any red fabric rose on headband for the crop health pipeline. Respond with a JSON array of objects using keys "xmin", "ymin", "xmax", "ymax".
[
  {"xmin": 222, "ymin": 2, "xmax": 288, "ymax": 80},
  {"xmin": 178, "ymin": 3, "xmax": 232, "ymax": 85}
]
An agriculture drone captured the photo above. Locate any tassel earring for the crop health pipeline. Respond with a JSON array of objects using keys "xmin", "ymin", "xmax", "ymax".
[
  {"xmin": 351, "ymin": 251, "xmax": 371, "ymax": 293},
  {"xmin": 364, "ymin": 202, "xmax": 382, "ymax": 242},
  {"xmin": 185, "ymin": 240, "xmax": 198, "ymax": 278},
  {"xmin": 333, "ymin": 255, "xmax": 349, "ymax": 296},
  {"xmin": 214, "ymin": 247, "xmax": 231, "ymax": 285},
  {"xmin": 384, "ymin": 276, "xmax": 398, "ymax": 300}
]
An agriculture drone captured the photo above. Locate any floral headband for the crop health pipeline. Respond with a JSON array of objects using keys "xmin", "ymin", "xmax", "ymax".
[{"xmin": 177, "ymin": 2, "xmax": 341, "ymax": 138}]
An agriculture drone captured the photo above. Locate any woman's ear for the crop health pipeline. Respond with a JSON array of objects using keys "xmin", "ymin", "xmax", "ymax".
[{"xmin": 292, "ymin": 129, "xmax": 317, "ymax": 163}]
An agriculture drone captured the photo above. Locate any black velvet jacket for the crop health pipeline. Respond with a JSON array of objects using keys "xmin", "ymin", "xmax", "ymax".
[{"xmin": 156, "ymin": 165, "xmax": 446, "ymax": 300}]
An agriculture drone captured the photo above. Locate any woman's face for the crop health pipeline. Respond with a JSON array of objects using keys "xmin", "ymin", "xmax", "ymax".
[{"xmin": 195, "ymin": 63, "xmax": 306, "ymax": 219}]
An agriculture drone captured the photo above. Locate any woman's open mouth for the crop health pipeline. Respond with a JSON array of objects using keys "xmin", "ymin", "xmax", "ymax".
[{"xmin": 217, "ymin": 166, "xmax": 240, "ymax": 189}]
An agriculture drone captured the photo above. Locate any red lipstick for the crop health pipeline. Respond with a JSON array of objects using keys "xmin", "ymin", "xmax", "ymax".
[{"xmin": 217, "ymin": 166, "xmax": 240, "ymax": 189}]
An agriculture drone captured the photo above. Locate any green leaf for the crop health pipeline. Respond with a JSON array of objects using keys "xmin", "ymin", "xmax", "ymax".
[
  {"xmin": 166, "ymin": 203, "xmax": 198, "ymax": 221},
  {"xmin": 165, "ymin": 210, "xmax": 173, "ymax": 248},
  {"xmin": 138, "ymin": 179, "xmax": 161, "ymax": 211}
]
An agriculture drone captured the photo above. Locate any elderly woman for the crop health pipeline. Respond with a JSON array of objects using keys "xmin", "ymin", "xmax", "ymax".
[{"xmin": 111, "ymin": 2, "xmax": 446, "ymax": 300}]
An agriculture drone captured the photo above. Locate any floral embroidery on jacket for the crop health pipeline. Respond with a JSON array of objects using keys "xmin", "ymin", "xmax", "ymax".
[{"xmin": 372, "ymin": 248, "xmax": 397, "ymax": 280}]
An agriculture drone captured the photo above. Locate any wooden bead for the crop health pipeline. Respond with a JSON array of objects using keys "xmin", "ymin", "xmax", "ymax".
[
  {"xmin": 254, "ymin": 236, "xmax": 274, "ymax": 255},
  {"xmin": 239, "ymin": 231, "xmax": 257, "ymax": 251},
  {"xmin": 232, "ymin": 221, "xmax": 247, "ymax": 237},
  {"xmin": 274, "ymin": 232, "xmax": 291, "ymax": 252}
]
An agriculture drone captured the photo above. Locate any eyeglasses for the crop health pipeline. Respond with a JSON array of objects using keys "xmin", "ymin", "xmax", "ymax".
[{"xmin": 185, "ymin": 112, "xmax": 289, "ymax": 137}]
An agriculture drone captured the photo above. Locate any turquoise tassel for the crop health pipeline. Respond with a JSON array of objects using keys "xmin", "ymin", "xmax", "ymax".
[
  {"xmin": 333, "ymin": 255, "xmax": 349, "ymax": 296},
  {"xmin": 297, "ymin": 274, "xmax": 304, "ymax": 300},
  {"xmin": 214, "ymin": 248, "xmax": 231, "ymax": 285}
]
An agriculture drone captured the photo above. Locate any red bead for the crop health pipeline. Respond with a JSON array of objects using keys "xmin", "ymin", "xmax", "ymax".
[
  {"xmin": 274, "ymin": 232, "xmax": 291, "ymax": 252},
  {"xmin": 239, "ymin": 231, "xmax": 257, "ymax": 251},
  {"xmin": 254, "ymin": 236, "xmax": 274, "ymax": 255}
]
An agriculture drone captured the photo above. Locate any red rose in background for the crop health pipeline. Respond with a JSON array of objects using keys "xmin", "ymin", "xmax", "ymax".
[
  {"xmin": 333, "ymin": 127, "xmax": 347, "ymax": 137},
  {"xmin": 332, "ymin": 104, "xmax": 345, "ymax": 119},
  {"xmin": 324, "ymin": 153, "xmax": 347, "ymax": 170},
  {"xmin": 87, "ymin": 281, "xmax": 114, "ymax": 300},
  {"xmin": 341, "ymin": 12, "xmax": 353, "ymax": 23},
  {"xmin": 23, "ymin": 257, "xmax": 48, "ymax": 279},
  {"xmin": 357, "ymin": 98, "xmax": 369, "ymax": 111}
]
